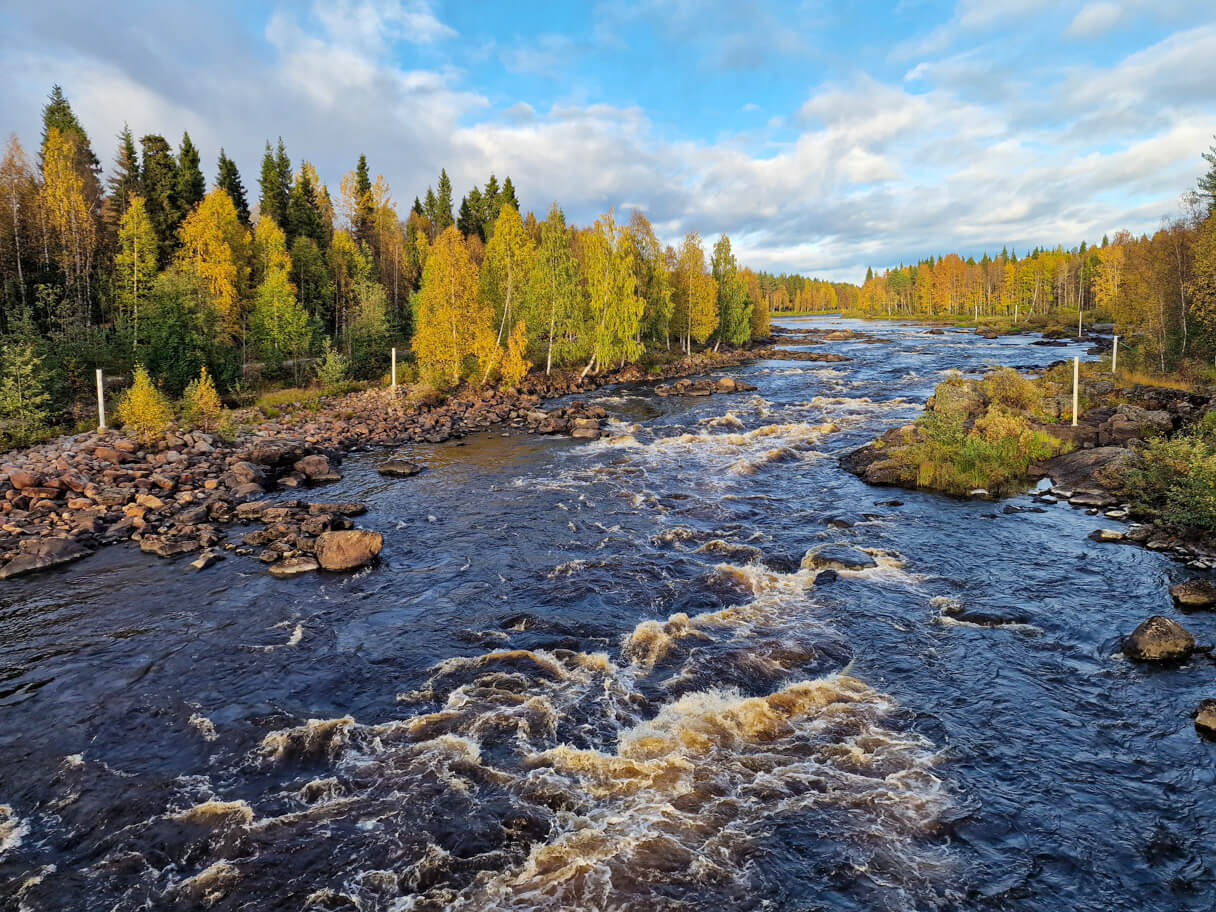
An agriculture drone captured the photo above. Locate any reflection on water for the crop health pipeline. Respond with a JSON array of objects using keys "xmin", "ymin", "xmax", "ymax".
[{"xmin": 1, "ymin": 318, "xmax": 1213, "ymax": 911}]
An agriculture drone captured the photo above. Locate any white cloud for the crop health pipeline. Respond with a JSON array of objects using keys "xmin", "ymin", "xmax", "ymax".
[{"xmin": 1067, "ymin": 2, "xmax": 1124, "ymax": 37}]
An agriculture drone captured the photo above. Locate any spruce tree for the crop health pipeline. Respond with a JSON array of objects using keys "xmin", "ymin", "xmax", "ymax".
[
  {"xmin": 216, "ymin": 149, "xmax": 250, "ymax": 225},
  {"xmin": 435, "ymin": 169, "xmax": 454, "ymax": 230},
  {"xmin": 412, "ymin": 196, "xmax": 423, "ymax": 216},
  {"xmin": 500, "ymin": 176, "xmax": 519, "ymax": 214},
  {"xmin": 1199, "ymin": 135, "xmax": 1216, "ymax": 214},
  {"xmin": 107, "ymin": 125, "xmax": 142, "ymax": 221},
  {"xmin": 287, "ymin": 168, "xmax": 324, "ymax": 246},
  {"xmin": 353, "ymin": 153, "xmax": 374, "ymax": 244},
  {"xmin": 259, "ymin": 138, "xmax": 290, "ymax": 227},
  {"xmin": 175, "ymin": 131, "xmax": 206, "ymax": 221},
  {"xmin": 40, "ymin": 84, "xmax": 102, "ymax": 205},
  {"xmin": 139, "ymin": 134, "xmax": 180, "ymax": 266}
]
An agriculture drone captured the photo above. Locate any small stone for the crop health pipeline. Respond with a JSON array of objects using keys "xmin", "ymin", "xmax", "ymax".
[
  {"xmin": 1090, "ymin": 529, "xmax": 1125, "ymax": 543},
  {"xmin": 269, "ymin": 555, "xmax": 320, "ymax": 578},
  {"xmin": 1122, "ymin": 616, "xmax": 1195, "ymax": 663},
  {"xmin": 969, "ymin": 488, "xmax": 991, "ymax": 499},
  {"xmin": 378, "ymin": 458, "xmax": 423, "ymax": 478},
  {"xmin": 189, "ymin": 550, "xmax": 225, "ymax": 571}
]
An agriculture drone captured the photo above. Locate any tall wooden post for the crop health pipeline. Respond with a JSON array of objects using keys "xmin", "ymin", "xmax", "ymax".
[
  {"xmin": 391, "ymin": 347, "xmax": 397, "ymax": 391},
  {"xmin": 1112, "ymin": 335, "xmax": 1118, "ymax": 374},
  {"xmin": 1072, "ymin": 357, "xmax": 1080, "ymax": 428},
  {"xmin": 96, "ymin": 369, "xmax": 106, "ymax": 431}
]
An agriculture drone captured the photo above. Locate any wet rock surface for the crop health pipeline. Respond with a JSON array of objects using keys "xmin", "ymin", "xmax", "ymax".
[
  {"xmin": 1170, "ymin": 580, "xmax": 1216, "ymax": 610},
  {"xmin": 1122, "ymin": 616, "xmax": 1195, "ymax": 663}
]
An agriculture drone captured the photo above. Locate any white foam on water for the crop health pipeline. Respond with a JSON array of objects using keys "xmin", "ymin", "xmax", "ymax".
[{"xmin": 0, "ymin": 804, "xmax": 29, "ymax": 856}]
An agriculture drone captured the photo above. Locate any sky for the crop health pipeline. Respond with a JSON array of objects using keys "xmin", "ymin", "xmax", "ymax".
[{"xmin": 1, "ymin": 0, "xmax": 1214, "ymax": 283}]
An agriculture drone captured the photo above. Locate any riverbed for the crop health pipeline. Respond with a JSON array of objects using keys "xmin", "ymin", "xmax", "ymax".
[{"xmin": 1, "ymin": 318, "xmax": 1213, "ymax": 911}]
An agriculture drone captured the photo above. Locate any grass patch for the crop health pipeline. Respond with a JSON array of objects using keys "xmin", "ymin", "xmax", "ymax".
[{"xmin": 254, "ymin": 381, "xmax": 366, "ymax": 414}]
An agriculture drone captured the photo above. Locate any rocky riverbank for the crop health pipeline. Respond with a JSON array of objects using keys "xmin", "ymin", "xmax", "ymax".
[{"xmin": 0, "ymin": 347, "xmax": 763, "ymax": 579}]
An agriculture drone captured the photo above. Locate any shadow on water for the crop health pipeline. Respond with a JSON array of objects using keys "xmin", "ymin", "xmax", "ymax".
[{"xmin": 1, "ymin": 317, "xmax": 1213, "ymax": 910}]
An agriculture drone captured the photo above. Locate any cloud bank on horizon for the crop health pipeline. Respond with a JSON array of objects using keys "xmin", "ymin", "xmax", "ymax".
[{"xmin": 0, "ymin": 0, "xmax": 1212, "ymax": 283}]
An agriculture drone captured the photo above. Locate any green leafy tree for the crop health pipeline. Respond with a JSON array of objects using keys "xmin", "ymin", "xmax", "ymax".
[
  {"xmin": 250, "ymin": 270, "xmax": 311, "ymax": 382},
  {"xmin": 711, "ymin": 234, "xmax": 752, "ymax": 348},
  {"xmin": 290, "ymin": 235, "xmax": 333, "ymax": 326},
  {"xmin": 581, "ymin": 209, "xmax": 643, "ymax": 375},
  {"xmin": 480, "ymin": 203, "xmax": 536, "ymax": 381},
  {"xmin": 0, "ymin": 342, "xmax": 51, "ymax": 446},
  {"xmin": 527, "ymin": 203, "xmax": 585, "ymax": 374},
  {"xmin": 140, "ymin": 267, "xmax": 236, "ymax": 395},
  {"xmin": 216, "ymin": 149, "xmax": 250, "ymax": 225},
  {"xmin": 114, "ymin": 195, "xmax": 157, "ymax": 346}
]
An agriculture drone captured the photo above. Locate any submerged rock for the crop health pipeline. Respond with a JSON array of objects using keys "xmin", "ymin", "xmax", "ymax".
[
  {"xmin": 269, "ymin": 555, "xmax": 320, "ymax": 578},
  {"xmin": 1122, "ymin": 616, "xmax": 1195, "ymax": 663},
  {"xmin": 378, "ymin": 458, "xmax": 423, "ymax": 478},
  {"xmin": 0, "ymin": 538, "xmax": 91, "ymax": 579},
  {"xmin": 1195, "ymin": 699, "xmax": 1216, "ymax": 739},
  {"xmin": 315, "ymin": 529, "xmax": 383, "ymax": 571},
  {"xmin": 1170, "ymin": 580, "xmax": 1216, "ymax": 610},
  {"xmin": 939, "ymin": 601, "xmax": 1032, "ymax": 627},
  {"xmin": 801, "ymin": 546, "xmax": 877, "ymax": 572}
]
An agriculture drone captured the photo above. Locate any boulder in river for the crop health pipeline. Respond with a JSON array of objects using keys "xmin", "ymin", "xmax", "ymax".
[
  {"xmin": 801, "ymin": 545, "xmax": 877, "ymax": 572},
  {"xmin": 1170, "ymin": 580, "xmax": 1216, "ymax": 610},
  {"xmin": 377, "ymin": 458, "xmax": 423, "ymax": 478},
  {"xmin": 938, "ymin": 601, "xmax": 1033, "ymax": 627},
  {"xmin": 1122, "ymin": 615, "xmax": 1195, "ymax": 663},
  {"xmin": 1195, "ymin": 699, "xmax": 1216, "ymax": 739},
  {"xmin": 1042, "ymin": 446, "xmax": 1131, "ymax": 492},
  {"xmin": 0, "ymin": 538, "xmax": 91, "ymax": 579},
  {"xmin": 294, "ymin": 454, "xmax": 341, "ymax": 484},
  {"xmin": 315, "ymin": 529, "xmax": 383, "ymax": 571}
]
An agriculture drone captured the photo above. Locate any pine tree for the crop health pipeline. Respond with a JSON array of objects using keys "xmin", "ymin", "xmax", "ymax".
[
  {"xmin": 114, "ymin": 195, "xmax": 157, "ymax": 346},
  {"xmin": 106, "ymin": 125, "xmax": 141, "ymax": 223},
  {"xmin": 435, "ymin": 169, "xmax": 454, "ymax": 231},
  {"xmin": 457, "ymin": 188, "xmax": 481, "ymax": 237},
  {"xmin": 216, "ymin": 149, "xmax": 250, "ymax": 225},
  {"xmin": 140, "ymin": 134, "xmax": 180, "ymax": 265},
  {"xmin": 175, "ymin": 131, "xmax": 206, "ymax": 221},
  {"xmin": 0, "ymin": 342, "xmax": 51, "ymax": 446}
]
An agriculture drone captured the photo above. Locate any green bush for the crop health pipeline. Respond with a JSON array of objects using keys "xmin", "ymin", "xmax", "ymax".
[
  {"xmin": 1119, "ymin": 411, "xmax": 1216, "ymax": 530},
  {"xmin": 981, "ymin": 367, "xmax": 1043, "ymax": 411}
]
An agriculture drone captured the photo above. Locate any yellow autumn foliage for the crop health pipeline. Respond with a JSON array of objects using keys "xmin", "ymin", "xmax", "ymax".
[
  {"xmin": 117, "ymin": 364, "xmax": 174, "ymax": 445},
  {"xmin": 177, "ymin": 189, "xmax": 250, "ymax": 339},
  {"xmin": 499, "ymin": 320, "xmax": 531, "ymax": 389},
  {"xmin": 181, "ymin": 365, "xmax": 222, "ymax": 432}
]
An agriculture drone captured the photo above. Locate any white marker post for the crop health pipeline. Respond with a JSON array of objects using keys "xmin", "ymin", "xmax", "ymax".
[
  {"xmin": 96, "ymin": 369, "xmax": 106, "ymax": 431},
  {"xmin": 1112, "ymin": 335, "xmax": 1119, "ymax": 374},
  {"xmin": 1072, "ymin": 356, "xmax": 1080, "ymax": 427},
  {"xmin": 391, "ymin": 347, "xmax": 397, "ymax": 392}
]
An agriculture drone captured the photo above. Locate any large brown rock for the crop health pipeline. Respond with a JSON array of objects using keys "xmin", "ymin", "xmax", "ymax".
[
  {"xmin": 0, "ymin": 538, "xmax": 91, "ymax": 579},
  {"xmin": 1122, "ymin": 615, "xmax": 1195, "ymax": 663},
  {"xmin": 377, "ymin": 458, "xmax": 423, "ymax": 478},
  {"xmin": 1099, "ymin": 404, "xmax": 1173, "ymax": 446},
  {"xmin": 247, "ymin": 438, "xmax": 309, "ymax": 468},
  {"xmin": 1170, "ymin": 580, "xmax": 1216, "ymax": 610},
  {"xmin": 315, "ymin": 529, "xmax": 383, "ymax": 571},
  {"xmin": 3, "ymin": 466, "xmax": 43, "ymax": 490},
  {"xmin": 1042, "ymin": 446, "xmax": 1132, "ymax": 492}
]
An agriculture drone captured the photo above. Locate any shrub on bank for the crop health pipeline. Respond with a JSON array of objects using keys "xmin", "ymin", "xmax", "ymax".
[
  {"xmin": 1118, "ymin": 411, "xmax": 1216, "ymax": 531},
  {"xmin": 895, "ymin": 406, "xmax": 1065, "ymax": 496},
  {"xmin": 116, "ymin": 365, "xmax": 174, "ymax": 445}
]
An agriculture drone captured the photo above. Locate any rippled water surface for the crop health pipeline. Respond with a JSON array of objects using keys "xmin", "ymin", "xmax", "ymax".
[{"xmin": 2, "ymin": 318, "xmax": 1213, "ymax": 911}]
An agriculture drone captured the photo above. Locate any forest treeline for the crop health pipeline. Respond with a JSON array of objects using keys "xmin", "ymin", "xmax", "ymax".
[
  {"xmin": 856, "ymin": 137, "xmax": 1216, "ymax": 373},
  {"xmin": 0, "ymin": 86, "xmax": 780, "ymax": 448}
]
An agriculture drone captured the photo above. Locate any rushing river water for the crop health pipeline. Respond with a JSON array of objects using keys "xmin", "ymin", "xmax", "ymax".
[{"xmin": 1, "ymin": 318, "xmax": 1214, "ymax": 911}]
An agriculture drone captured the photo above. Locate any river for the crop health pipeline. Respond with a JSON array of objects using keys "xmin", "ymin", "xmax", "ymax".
[{"xmin": 1, "ymin": 317, "xmax": 1213, "ymax": 911}]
